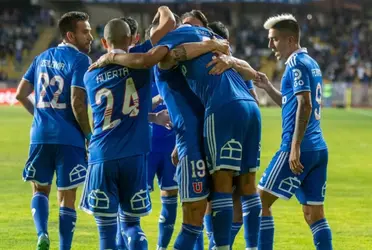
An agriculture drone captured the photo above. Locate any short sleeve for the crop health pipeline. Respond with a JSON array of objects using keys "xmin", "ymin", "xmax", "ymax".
[
  {"xmin": 130, "ymin": 40, "xmax": 153, "ymax": 53},
  {"xmin": 291, "ymin": 63, "xmax": 311, "ymax": 94},
  {"xmin": 23, "ymin": 57, "xmax": 37, "ymax": 84},
  {"xmin": 245, "ymin": 80, "xmax": 254, "ymax": 90},
  {"xmin": 71, "ymin": 54, "xmax": 91, "ymax": 90},
  {"xmin": 156, "ymin": 29, "xmax": 188, "ymax": 50}
]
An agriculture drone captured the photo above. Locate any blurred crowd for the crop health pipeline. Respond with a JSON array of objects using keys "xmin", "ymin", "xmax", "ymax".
[
  {"xmin": 86, "ymin": 10, "xmax": 371, "ymax": 84},
  {"xmin": 232, "ymin": 11, "xmax": 372, "ymax": 84},
  {"xmin": 0, "ymin": 7, "xmax": 54, "ymax": 79},
  {"xmin": 2, "ymin": 5, "xmax": 370, "ymax": 85}
]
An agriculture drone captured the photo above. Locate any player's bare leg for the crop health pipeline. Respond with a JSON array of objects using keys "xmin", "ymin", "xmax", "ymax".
[
  {"xmin": 57, "ymin": 188, "xmax": 78, "ymax": 250},
  {"xmin": 236, "ymin": 172, "xmax": 262, "ymax": 250},
  {"xmin": 258, "ymin": 190, "xmax": 278, "ymax": 250},
  {"xmin": 210, "ymin": 170, "xmax": 234, "ymax": 250},
  {"xmin": 303, "ymin": 205, "xmax": 333, "ymax": 250},
  {"xmin": 31, "ymin": 182, "xmax": 51, "ymax": 250}
]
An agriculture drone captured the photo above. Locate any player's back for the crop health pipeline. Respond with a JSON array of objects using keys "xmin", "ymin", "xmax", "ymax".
[
  {"xmin": 154, "ymin": 66, "xmax": 204, "ymax": 159},
  {"xmin": 281, "ymin": 48, "xmax": 327, "ymax": 152},
  {"xmin": 23, "ymin": 43, "xmax": 90, "ymax": 148},
  {"xmin": 156, "ymin": 25, "xmax": 255, "ymax": 113},
  {"xmin": 84, "ymin": 62, "xmax": 151, "ymax": 163}
]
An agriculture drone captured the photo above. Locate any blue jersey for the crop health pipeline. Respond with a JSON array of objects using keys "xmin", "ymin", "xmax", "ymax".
[
  {"xmin": 154, "ymin": 66, "xmax": 204, "ymax": 159},
  {"xmin": 129, "ymin": 39, "xmax": 152, "ymax": 53},
  {"xmin": 84, "ymin": 50, "xmax": 151, "ymax": 163},
  {"xmin": 156, "ymin": 25, "xmax": 255, "ymax": 114},
  {"xmin": 150, "ymin": 74, "xmax": 176, "ymax": 153},
  {"xmin": 23, "ymin": 43, "xmax": 90, "ymax": 148},
  {"xmin": 281, "ymin": 48, "xmax": 327, "ymax": 152}
]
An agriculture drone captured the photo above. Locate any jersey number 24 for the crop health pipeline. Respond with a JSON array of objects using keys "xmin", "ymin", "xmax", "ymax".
[{"xmin": 95, "ymin": 77, "xmax": 139, "ymax": 131}]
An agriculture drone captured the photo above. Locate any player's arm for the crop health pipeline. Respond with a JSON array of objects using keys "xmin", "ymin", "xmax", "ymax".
[
  {"xmin": 206, "ymin": 53, "xmax": 257, "ymax": 80},
  {"xmin": 253, "ymin": 72, "xmax": 282, "ymax": 107},
  {"xmin": 159, "ymin": 38, "xmax": 230, "ymax": 70},
  {"xmin": 149, "ymin": 6, "xmax": 176, "ymax": 45},
  {"xmin": 246, "ymin": 80, "xmax": 259, "ymax": 104},
  {"xmin": 289, "ymin": 63, "xmax": 313, "ymax": 175},
  {"xmin": 148, "ymin": 109, "xmax": 172, "ymax": 129},
  {"xmin": 152, "ymin": 94, "xmax": 163, "ymax": 110},
  {"xmin": 15, "ymin": 79, "xmax": 34, "ymax": 115},
  {"xmin": 71, "ymin": 56, "xmax": 92, "ymax": 139},
  {"xmin": 292, "ymin": 91, "xmax": 312, "ymax": 146},
  {"xmin": 89, "ymin": 46, "xmax": 170, "ymax": 71},
  {"xmin": 71, "ymin": 87, "xmax": 92, "ymax": 138}
]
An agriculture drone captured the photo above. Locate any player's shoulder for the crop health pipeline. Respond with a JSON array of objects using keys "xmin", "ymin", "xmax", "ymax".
[{"xmin": 287, "ymin": 48, "xmax": 316, "ymax": 70}]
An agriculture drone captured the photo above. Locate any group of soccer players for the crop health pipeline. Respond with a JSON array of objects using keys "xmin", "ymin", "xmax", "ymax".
[{"xmin": 15, "ymin": 5, "xmax": 333, "ymax": 250}]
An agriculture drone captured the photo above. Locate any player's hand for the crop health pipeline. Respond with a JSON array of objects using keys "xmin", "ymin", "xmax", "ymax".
[
  {"xmin": 289, "ymin": 145, "xmax": 304, "ymax": 175},
  {"xmin": 171, "ymin": 146, "xmax": 179, "ymax": 166},
  {"xmin": 206, "ymin": 52, "xmax": 234, "ymax": 75},
  {"xmin": 154, "ymin": 109, "xmax": 172, "ymax": 130},
  {"xmin": 209, "ymin": 37, "xmax": 230, "ymax": 56},
  {"xmin": 253, "ymin": 71, "xmax": 270, "ymax": 89},
  {"xmin": 152, "ymin": 95, "xmax": 163, "ymax": 110},
  {"xmin": 88, "ymin": 53, "xmax": 115, "ymax": 71}
]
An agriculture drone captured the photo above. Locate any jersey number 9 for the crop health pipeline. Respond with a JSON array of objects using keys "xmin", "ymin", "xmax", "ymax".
[
  {"xmin": 95, "ymin": 77, "xmax": 139, "ymax": 131},
  {"xmin": 315, "ymin": 83, "xmax": 322, "ymax": 120}
]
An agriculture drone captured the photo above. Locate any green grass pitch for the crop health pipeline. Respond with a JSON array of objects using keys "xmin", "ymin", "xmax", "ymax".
[{"xmin": 0, "ymin": 106, "xmax": 371, "ymax": 250}]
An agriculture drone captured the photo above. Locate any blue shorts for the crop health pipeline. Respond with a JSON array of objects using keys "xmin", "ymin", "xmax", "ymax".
[
  {"xmin": 204, "ymin": 100, "xmax": 261, "ymax": 175},
  {"xmin": 23, "ymin": 144, "xmax": 87, "ymax": 190},
  {"xmin": 258, "ymin": 149, "xmax": 328, "ymax": 205},
  {"xmin": 147, "ymin": 152, "xmax": 178, "ymax": 192},
  {"xmin": 79, "ymin": 154, "xmax": 151, "ymax": 217},
  {"xmin": 177, "ymin": 152, "xmax": 210, "ymax": 203}
]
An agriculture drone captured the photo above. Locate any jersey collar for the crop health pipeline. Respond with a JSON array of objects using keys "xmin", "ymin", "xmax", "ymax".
[
  {"xmin": 285, "ymin": 48, "xmax": 307, "ymax": 65},
  {"xmin": 110, "ymin": 49, "xmax": 126, "ymax": 54},
  {"xmin": 58, "ymin": 42, "xmax": 79, "ymax": 51}
]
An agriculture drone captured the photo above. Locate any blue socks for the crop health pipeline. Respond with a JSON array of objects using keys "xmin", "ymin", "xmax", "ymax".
[
  {"xmin": 157, "ymin": 195, "xmax": 178, "ymax": 249},
  {"xmin": 120, "ymin": 213, "xmax": 147, "ymax": 250},
  {"xmin": 31, "ymin": 192, "xmax": 49, "ymax": 236},
  {"xmin": 242, "ymin": 194, "xmax": 262, "ymax": 249},
  {"xmin": 59, "ymin": 207, "xmax": 77, "ymax": 250},
  {"xmin": 310, "ymin": 218, "xmax": 333, "ymax": 250},
  {"xmin": 211, "ymin": 192, "xmax": 233, "ymax": 248},
  {"xmin": 116, "ymin": 215, "xmax": 128, "ymax": 249},
  {"xmin": 95, "ymin": 216, "xmax": 117, "ymax": 250},
  {"xmin": 258, "ymin": 216, "xmax": 274, "ymax": 250},
  {"xmin": 204, "ymin": 213, "xmax": 216, "ymax": 250},
  {"xmin": 174, "ymin": 223, "xmax": 203, "ymax": 250},
  {"xmin": 231, "ymin": 222, "xmax": 243, "ymax": 248}
]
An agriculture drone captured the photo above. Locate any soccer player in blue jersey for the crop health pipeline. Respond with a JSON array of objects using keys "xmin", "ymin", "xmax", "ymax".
[
  {"xmin": 253, "ymin": 14, "xmax": 333, "ymax": 250},
  {"xmin": 15, "ymin": 11, "xmax": 93, "ymax": 250},
  {"xmin": 90, "ymin": 22, "xmax": 261, "ymax": 250},
  {"xmin": 79, "ymin": 18, "xmax": 172, "ymax": 250},
  {"xmin": 114, "ymin": 10, "xmax": 178, "ymax": 250}
]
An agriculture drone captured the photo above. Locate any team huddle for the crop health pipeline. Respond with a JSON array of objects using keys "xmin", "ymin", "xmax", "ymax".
[{"xmin": 15, "ymin": 6, "xmax": 333, "ymax": 250}]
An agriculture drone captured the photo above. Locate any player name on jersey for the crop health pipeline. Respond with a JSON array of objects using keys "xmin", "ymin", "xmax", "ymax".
[
  {"xmin": 40, "ymin": 60, "xmax": 65, "ymax": 70},
  {"xmin": 96, "ymin": 67, "xmax": 130, "ymax": 83}
]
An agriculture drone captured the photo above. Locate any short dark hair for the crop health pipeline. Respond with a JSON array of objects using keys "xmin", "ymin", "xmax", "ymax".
[
  {"xmin": 181, "ymin": 10, "xmax": 208, "ymax": 27},
  {"xmin": 208, "ymin": 21, "xmax": 229, "ymax": 39},
  {"xmin": 58, "ymin": 11, "xmax": 89, "ymax": 38},
  {"xmin": 120, "ymin": 17, "xmax": 138, "ymax": 36},
  {"xmin": 272, "ymin": 20, "xmax": 300, "ymax": 41}
]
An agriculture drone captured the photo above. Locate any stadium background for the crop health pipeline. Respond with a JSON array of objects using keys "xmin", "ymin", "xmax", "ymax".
[{"xmin": 0, "ymin": 0, "xmax": 371, "ymax": 249}]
